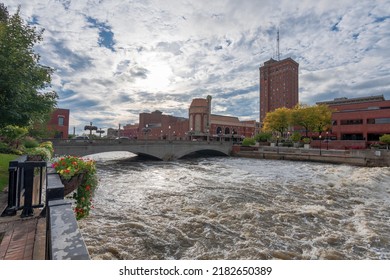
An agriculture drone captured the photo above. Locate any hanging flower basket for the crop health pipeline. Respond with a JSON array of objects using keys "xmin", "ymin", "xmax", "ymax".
[
  {"xmin": 61, "ymin": 172, "xmax": 85, "ymax": 196},
  {"xmin": 52, "ymin": 156, "xmax": 98, "ymax": 219}
]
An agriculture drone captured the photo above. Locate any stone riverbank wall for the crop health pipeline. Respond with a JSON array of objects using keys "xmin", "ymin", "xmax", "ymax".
[{"xmin": 232, "ymin": 146, "xmax": 390, "ymax": 167}]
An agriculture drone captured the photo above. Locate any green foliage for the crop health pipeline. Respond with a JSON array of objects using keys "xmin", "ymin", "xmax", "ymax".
[
  {"xmin": 263, "ymin": 107, "xmax": 291, "ymax": 135},
  {"xmin": 0, "ymin": 142, "xmax": 13, "ymax": 154},
  {"xmin": 242, "ymin": 137, "xmax": 256, "ymax": 146},
  {"xmin": 263, "ymin": 104, "xmax": 333, "ymax": 137},
  {"xmin": 0, "ymin": 4, "xmax": 57, "ymax": 129},
  {"xmin": 302, "ymin": 137, "xmax": 311, "ymax": 144},
  {"xmin": 22, "ymin": 136, "xmax": 39, "ymax": 148},
  {"xmin": 379, "ymin": 134, "xmax": 390, "ymax": 145},
  {"xmin": 255, "ymin": 132, "xmax": 272, "ymax": 142},
  {"xmin": 0, "ymin": 153, "xmax": 18, "ymax": 192},
  {"xmin": 291, "ymin": 131, "xmax": 302, "ymax": 143},
  {"xmin": 0, "ymin": 125, "xmax": 28, "ymax": 145}
]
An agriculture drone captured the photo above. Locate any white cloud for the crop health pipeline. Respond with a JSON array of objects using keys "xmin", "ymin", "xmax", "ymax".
[{"xmin": 3, "ymin": 0, "xmax": 390, "ymax": 134}]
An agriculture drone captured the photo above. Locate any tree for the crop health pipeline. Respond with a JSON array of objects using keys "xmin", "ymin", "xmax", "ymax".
[
  {"xmin": 262, "ymin": 107, "xmax": 291, "ymax": 135},
  {"xmin": 0, "ymin": 4, "xmax": 57, "ymax": 129},
  {"xmin": 312, "ymin": 104, "xmax": 333, "ymax": 134},
  {"xmin": 290, "ymin": 104, "xmax": 317, "ymax": 137},
  {"xmin": 379, "ymin": 134, "xmax": 390, "ymax": 150}
]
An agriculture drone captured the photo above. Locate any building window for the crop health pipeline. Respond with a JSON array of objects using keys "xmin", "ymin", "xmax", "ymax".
[
  {"xmin": 332, "ymin": 120, "xmax": 337, "ymax": 126},
  {"xmin": 367, "ymin": 118, "xmax": 390, "ymax": 124},
  {"xmin": 340, "ymin": 119, "xmax": 363, "ymax": 125},
  {"xmin": 58, "ymin": 116, "xmax": 65, "ymax": 126}
]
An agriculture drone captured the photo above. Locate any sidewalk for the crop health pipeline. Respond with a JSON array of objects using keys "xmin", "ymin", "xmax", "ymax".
[{"xmin": 0, "ymin": 190, "xmax": 46, "ymax": 260}]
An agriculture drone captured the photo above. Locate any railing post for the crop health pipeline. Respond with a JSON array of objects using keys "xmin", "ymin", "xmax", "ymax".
[
  {"xmin": 21, "ymin": 163, "xmax": 35, "ymax": 218},
  {"xmin": 1, "ymin": 162, "xmax": 18, "ymax": 216}
]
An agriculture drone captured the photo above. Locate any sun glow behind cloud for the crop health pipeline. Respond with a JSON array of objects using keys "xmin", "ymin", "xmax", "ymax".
[{"xmin": 3, "ymin": 0, "xmax": 390, "ymax": 134}]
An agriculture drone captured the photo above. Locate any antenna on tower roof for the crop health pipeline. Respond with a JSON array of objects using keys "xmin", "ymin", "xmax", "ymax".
[{"xmin": 277, "ymin": 28, "xmax": 280, "ymax": 61}]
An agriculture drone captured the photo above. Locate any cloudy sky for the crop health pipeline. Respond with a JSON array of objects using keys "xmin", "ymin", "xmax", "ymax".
[{"xmin": 4, "ymin": 0, "xmax": 390, "ymax": 134}]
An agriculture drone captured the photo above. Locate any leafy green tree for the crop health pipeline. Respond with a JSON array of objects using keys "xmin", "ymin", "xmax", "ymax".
[
  {"xmin": 379, "ymin": 134, "xmax": 390, "ymax": 149},
  {"xmin": 290, "ymin": 104, "xmax": 317, "ymax": 137},
  {"xmin": 312, "ymin": 104, "xmax": 333, "ymax": 134},
  {"xmin": 0, "ymin": 4, "xmax": 57, "ymax": 129},
  {"xmin": 263, "ymin": 107, "xmax": 291, "ymax": 135}
]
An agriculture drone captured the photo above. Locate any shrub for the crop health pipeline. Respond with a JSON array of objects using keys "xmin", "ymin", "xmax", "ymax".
[
  {"xmin": 242, "ymin": 137, "xmax": 256, "ymax": 146},
  {"xmin": 291, "ymin": 131, "xmax": 302, "ymax": 143},
  {"xmin": 303, "ymin": 137, "xmax": 311, "ymax": 144},
  {"xmin": 23, "ymin": 137, "xmax": 39, "ymax": 148},
  {"xmin": 0, "ymin": 125, "xmax": 28, "ymax": 146},
  {"xmin": 255, "ymin": 132, "xmax": 272, "ymax": 142}
]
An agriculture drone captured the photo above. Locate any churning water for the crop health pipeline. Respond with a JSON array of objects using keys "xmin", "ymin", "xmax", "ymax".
[{"xmin": 78, "ymin": 153, "xmax": 390, "ymax": 260}]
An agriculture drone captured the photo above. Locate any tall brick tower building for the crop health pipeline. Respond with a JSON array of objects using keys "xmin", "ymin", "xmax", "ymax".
[{"xmin": 259, "ymin": 57, "xmax": 299, "ymax": 122}]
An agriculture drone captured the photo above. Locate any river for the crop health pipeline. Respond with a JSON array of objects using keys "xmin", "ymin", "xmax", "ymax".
[{"xmin": 78, "ymin": 152, "xmax": 390, "ymax": 260}]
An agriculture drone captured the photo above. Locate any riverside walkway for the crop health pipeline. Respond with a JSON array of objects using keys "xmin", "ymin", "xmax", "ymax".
[{"xmin": 0, "ymin": 192, "xmax": 46, "ymax": 260}]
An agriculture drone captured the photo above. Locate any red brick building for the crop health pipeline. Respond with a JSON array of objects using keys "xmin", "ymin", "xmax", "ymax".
[
  {"xmin": 259, "ymin": 58, "xmax": 299, "ymax": 123},
  {"xmin": 189, "ymin": 96, "xmax": 257, "ymax": 140},
  {"xmin": 317, "ymin": 95, "xmax": 390, "ymax": 142},
  {"xmin": 137, "ymin": 110, "xmax": 189, "ymax": 140},
  {"xmin": 48, "ymin": 108, "xmax": 69, "ymax": 139}
]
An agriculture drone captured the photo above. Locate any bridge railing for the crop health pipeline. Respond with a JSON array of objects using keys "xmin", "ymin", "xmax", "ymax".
[{"xmin": 1, "ymin": 155, "xmax": 46, "ymax": 218}]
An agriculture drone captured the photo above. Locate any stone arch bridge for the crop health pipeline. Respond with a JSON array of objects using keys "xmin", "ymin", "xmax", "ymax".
[{"xmin": 51, "ymin": 139, "xmax": 233, "ymax": 160}]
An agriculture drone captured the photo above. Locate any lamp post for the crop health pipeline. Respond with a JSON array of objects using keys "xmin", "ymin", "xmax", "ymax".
[
  {"xmin": 168, "ymin": 125, "xmax": 171, "ymax": 141},
  {"xmin": 84, "ymin": 122, "xmax": 97, "ymax": 139},
  {"xmin": 277, "ymin": 135, "xmax": 280, "ymax": 154},
  {"xmin": 96, "ymin": 128, "xmax": 105, "ymax": 138},
  {"xmin": 319, "ymin": 134, "xmax": 322, "ymax": 156},
  {"xmin": 326, "ymin": 131, "xmax": 329, "ymax": 150}
]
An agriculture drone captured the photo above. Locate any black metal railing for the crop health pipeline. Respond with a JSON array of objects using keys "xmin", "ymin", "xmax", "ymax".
[{"xmin": 1, "ymin": 155, "xmax": 46, "ymax": 218}]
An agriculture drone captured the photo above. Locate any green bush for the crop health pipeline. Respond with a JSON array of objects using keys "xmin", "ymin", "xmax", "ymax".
[
  {"xmin": 0, "ymin": 125, "xmax": 28, "ymax": 146},
  {"xmin": 0, "ymin": 142, "xmax": 22, "ymax": 155},
  {"xmin": 242, "ymin": 137, "xmax": 256, "ymax": 146},
  {"xmin": 255, "ymin": 132, "xmax": 272, "ymax": 142},
  {"xmin": 22, "ymin": 137, "xmax": 39, "ymax": 148},
  {"xmin": 291, "ymin": 131, "xmax": 302, "ymax": 143}
]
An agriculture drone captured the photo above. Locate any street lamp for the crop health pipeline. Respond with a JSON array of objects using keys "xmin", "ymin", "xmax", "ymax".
[
  {"xmin": 168, "ymin": 125, "xmax": 171, "ymax": 141},
  {"xmin": 96, "ymin": 128, "xmax": 105, "ymax": 138},
  {"xmin": 326, "ymin": 131, "xmax": 329, "ymax": 150},
  {"xmin": 84, "ymin": 122, "xmax": 97, "ymax": 139},
  {"xmin": 319, "ymin": 134, "xmax": 322, "ymax": 155},
  {"xmin": 277, "ymin": 135, "xmax": 280, "ymax": 154}
]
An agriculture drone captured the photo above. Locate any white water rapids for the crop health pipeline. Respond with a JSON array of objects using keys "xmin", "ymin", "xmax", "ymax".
[{"xmin": 78, "ymin": 153, "xmax": 390, "ymax": 260}]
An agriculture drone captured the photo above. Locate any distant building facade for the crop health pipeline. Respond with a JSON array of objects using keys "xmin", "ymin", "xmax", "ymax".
[
  {"xmin": 317, "ymin": 95, "xmax": 390, "ymax": 142},
  {"xmin": 259, "ymin": 58, "xmax": 299, "ymax": 123},
  {"xmin": 138, "ymin": 110, "xmax": 189, "ymax": 140},
  {"xmin": 188, "ymin": 96, "xmax": 257, "ymax": 140},
  {"xmin": 48, "ymin": 108, "xmax": 69, "ymax": 139}
]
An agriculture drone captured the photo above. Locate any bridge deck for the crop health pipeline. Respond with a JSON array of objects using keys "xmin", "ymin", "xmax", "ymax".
[{"xmin": 51, "ymin": 139, "xmax": 234, "ymax": 160}]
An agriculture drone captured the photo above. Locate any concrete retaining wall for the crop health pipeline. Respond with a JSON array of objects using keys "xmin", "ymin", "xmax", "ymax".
[{"xmin": 232, "ymin": 146, "xmax": 390, "ymax": 167}]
